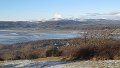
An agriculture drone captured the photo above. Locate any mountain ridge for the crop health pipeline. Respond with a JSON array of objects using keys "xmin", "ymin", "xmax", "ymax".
[{"xmin": 0, "ymin": 19, "xmax": 120, "ymax": 30}]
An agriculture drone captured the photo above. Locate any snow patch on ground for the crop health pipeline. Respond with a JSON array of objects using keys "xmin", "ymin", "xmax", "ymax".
[
  {"xmin": 0, "ymin": 60, "xmax": 120, "ymax": 68},
  {"xmin": 0, "ymin": 60, "xmax": 67, "ymax": 68}
]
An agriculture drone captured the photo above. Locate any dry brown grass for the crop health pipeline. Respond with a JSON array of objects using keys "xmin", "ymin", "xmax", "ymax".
[{"xmin": 34, "ymin": 57, "xmax": 63, "ymax": 61}]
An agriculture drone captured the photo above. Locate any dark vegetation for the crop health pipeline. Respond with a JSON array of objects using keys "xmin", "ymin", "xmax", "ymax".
[{"xmin": 0, "ymin": 29, "xmax": 120, "ymax": 61}]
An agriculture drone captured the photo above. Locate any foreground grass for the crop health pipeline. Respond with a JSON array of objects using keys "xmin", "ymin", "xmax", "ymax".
[
  {"xmin": 0, "ymin": 38, "xmax": 120, "ymax": 61},
  {"xmin": 34, "ymin": 57, "xmax": 64, "ymax": 61}
]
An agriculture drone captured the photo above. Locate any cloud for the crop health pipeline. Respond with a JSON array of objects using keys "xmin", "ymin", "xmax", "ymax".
[
  {"xmin": 84, "ymin": 12, "xmax": 120, "ymax": 20},
  {"xmin": 107, "ymin": 12, "xmax": 120, "ymax": 16}
]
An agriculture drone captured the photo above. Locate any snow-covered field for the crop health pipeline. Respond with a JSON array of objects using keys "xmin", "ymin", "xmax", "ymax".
[
  {"xmin": 0, "ymin": 60, "xmax": 120, "ymax": 68},
  {"xmin": 0, "ymin": 60, "xmax": 67, "ymax": 68}
]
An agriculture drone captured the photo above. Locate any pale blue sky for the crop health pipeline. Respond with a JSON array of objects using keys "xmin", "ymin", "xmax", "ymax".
[{"xmin": 0, "ymin": 0, "xmax": 120, "ymax": 21}]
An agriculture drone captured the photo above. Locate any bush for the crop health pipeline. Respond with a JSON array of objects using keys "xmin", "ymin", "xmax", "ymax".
[
  {"xmin": 0, "ymin": 57, "xmax": 4, "ymax": 61},
  {"xmin": 46, "ymin": 48, "xmax": 62, "ymax": 57},
  {"xmin": 2, "ymin": 53, "xmax": 16, "ymax": 60}
]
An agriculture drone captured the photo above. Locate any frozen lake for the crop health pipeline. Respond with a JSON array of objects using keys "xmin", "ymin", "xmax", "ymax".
[{"xmin": 0, "ymin": 31, "xmax": 80, "ymax": 44}]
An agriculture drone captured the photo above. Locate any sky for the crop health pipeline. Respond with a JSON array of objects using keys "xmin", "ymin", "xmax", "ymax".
[{"xmin": 0, "ymin": 0, "xmax": 120, "ymax": 21}]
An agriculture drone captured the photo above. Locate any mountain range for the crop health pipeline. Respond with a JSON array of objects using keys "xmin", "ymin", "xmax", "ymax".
[{"xmin": 0, "ymin": 19, "xmax": 120, "ymax": 30}]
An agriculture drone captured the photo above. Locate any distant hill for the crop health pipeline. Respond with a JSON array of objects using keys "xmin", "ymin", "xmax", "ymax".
[{"xmin": 0, "ymin": 19, "xmax": 120, "ymax": 30}]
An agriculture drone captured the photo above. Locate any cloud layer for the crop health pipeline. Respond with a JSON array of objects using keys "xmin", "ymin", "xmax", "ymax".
[{"xmin": 84, "ymin": 12, "xmax": 120, "ymax": 20}]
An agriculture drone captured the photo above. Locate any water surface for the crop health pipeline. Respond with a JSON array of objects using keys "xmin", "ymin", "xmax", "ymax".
[{"xmin": 0, "ymin": 31, "xmax": 80, "ymax": 44}]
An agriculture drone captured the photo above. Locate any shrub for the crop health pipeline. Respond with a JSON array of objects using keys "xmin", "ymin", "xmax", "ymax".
[
  {"xmin": 46, "ymin": 48, "xmax": 62, "ymax": 57},
  {"xmin": 2, "ymin": 53, "xmax": 16, "ymax": 60}
]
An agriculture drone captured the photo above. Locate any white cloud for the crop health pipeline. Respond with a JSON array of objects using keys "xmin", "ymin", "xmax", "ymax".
[
  {"xmin": 107, "ymin": 12, "xmax": 120, "ymax": 16},
  {"xmin": 85, "ymin": 12, "xmax": 120, "ymax": 20}
]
